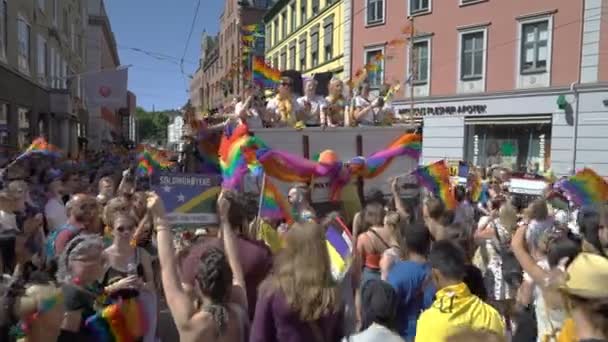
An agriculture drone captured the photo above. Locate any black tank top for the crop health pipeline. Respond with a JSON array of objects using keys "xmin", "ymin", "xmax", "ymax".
[{"xmin": 102, "ymin": 248, "xmax": 145, "ymax": 300}]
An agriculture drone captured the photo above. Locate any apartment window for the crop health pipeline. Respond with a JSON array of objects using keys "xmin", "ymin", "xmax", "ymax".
[
  {"xmin": 273, "ymin": 55, "xmax": 279, "ymax": 69},
  {"xmin": 0, "ymin": 103, "xmax": 8, "ymax": 146},
  {"xmin": 273, "ymin": 19, "xmax": 279, "ymax": 44},
  {"xmin": 17, "ymin": 16, "xmax": 31, "ymax": 74},
  {"xmin": 460, "ymin": 31, "xmax": 485, "ymax": 80},
  {"xmin": 281, "ymin": 12, "xmax": 287, "ymax": 38},
  {"xmin": 365, "ymin": 47, "xmax": 384, "ymax": 87},
  {"xmin": 521, "ymin": 20, "xmax": 549, "ymax": 74},
  {"xmin": 409, "ymin": 0, "xmax": 430, "ymax": 15},
  {"xmin": 63, "ymin": 8, "xmax": 69, "ymax": 36},
  {"xmin": 312, "ymin": 0, "xmax": 319, "ymax": 15},
  {"xmin": 289, "ymin": 44, "xmax": 296, "ymax": 69},
  {"xmin": 71, "ymin": 22, "xmax": 76, "ymax": 51},
  {"xmin": 266, "ymin": 25, "xmax": 272, "ymax": 48},
  {"xmin": 61, "ymin": 58, "xmax": 67, "ymax": 89},
  {"xmin": 37, "ymin": 0, "xmax": 45, "ymax": 11},
  {"xmin": 52, "ymin": 0, "xmax": 58, "ymax": 26},
  {"xmin": 299, "ymin": 38, "xmax": 307, "ymax": 70},
  {"xmin": 290, "ymin": 3, "xmax": 296, "ymax": 32},
  {"xmin": 323, "ymin": 20, "xmax": 334, "ymax": 61},
  {"xmin": 366, "ymin": 0, "xmax": 384, "ymax": 25},
  {"xmin": 37, "ymin": 35, "xmax": 47, "ymax": 84},
  {"xmin": 17, "ymin": 108, "xmax": 30, "ymax": 149},
  {"xmin": 300, "ymin": 2, "xmax": 306, "ymax": 25},
  {"xmin": 49, "ymin": 47, "xmax": 55, "ymax": 87},
  {"xmin": 281, "ymin": 50, "xmax": 287, "ymax": 70},
  {"xmin": 0, "ymin": 0, "xmax": 6, "ymax": 61},
  {"xmin": 412, "ymin": 40, "xmax": 429, "ymax": 84},
  {"xmin": 311, "ymin": 30, "xmax": 319, "ymax": 67}
]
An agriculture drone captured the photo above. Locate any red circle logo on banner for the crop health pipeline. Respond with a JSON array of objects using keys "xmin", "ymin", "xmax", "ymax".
[{"xmin": 99, "ymin": 86, "xmax": 112, "ymax": 98}]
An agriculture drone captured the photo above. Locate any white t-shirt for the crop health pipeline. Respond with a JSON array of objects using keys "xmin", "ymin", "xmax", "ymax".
[
  {"xmin": 234, "ymin": 101, "xmax": 264, "ymax": 129},
  {"xmin": 45, "ymin": 197, "xmax": 68, "ymax": 231},
  {"xmin": 0, "ymin": 210, "xmax": 18, "ymax": 234},
  {"xmin": 355, "ymin": 95, "xmax": 376, "ymax": 126},
  {"xmin": 266, "ymin": 97, "xmax": 302, "ymax": 127},
  {"xmin": 296, "ymin": 95, "xmax": 327, "ymax": 125}
]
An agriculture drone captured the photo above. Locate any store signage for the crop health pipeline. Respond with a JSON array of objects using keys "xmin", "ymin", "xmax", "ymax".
[{"xmin": 398, "ymin": 105, "xmax": 488, "ymax": 116}]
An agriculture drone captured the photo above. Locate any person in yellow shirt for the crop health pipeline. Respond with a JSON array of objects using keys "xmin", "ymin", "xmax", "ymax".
[{"xmin": 415, "ymin": 240, "xmax": 505, "ymax": 342}]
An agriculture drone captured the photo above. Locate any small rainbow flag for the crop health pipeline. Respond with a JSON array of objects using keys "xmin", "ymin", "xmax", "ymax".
[
  {"xmin": 362, "ymin": 133, "xmax": 422, "ymax": 178},
  {"xmin": 219, "ymin": 122, "xmax": 266, "ymax": 189},
  {"xmin": 136, "ymin": 149, "xmax": 173, "ymax": 176},
  {"xmin": 260, "ymin": 177, "xmax": 293, "ymax": 224},
  {"xmin": 414, "ymin": 160, "xmax": 457, "ymax": 210},
  {"xmin": 558, "ymin": 168, "xmax": 608, "ymax": 206},
  {"xmin": 16, "ymin": 137, "xmax": 61, "ymax": 160},
  {"xmin": 325, "ymin": 217, "xmax": 353, "ymax": 281},
  {"xmin": 252, "ymin": 56, "xmax": 281, "ymax": 88}
]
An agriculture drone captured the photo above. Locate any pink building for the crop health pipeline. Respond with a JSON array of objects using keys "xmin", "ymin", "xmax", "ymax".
[
  {"xmin": 350, "ymin": 0, "xmax": 608, "ymax": 177},
  {"xmin": 190, "ymin": 0, "xmax": 270, "ymax": 113}
]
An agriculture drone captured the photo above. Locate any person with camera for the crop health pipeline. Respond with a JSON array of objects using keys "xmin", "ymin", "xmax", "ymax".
[
  {"xmin": 352, "ymin": 82, "xmax": 385, "ymax": 127},
  {"xmin": 297, "ymin": 79, "xmax": 327, "ymax": 127},
  {"xmin": 234, "ymin": 85, "xmax": 266, "ymax": 129}
]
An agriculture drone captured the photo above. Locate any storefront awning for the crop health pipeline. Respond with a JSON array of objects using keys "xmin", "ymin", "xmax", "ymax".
[{"xmin": 465, "ymin": 114, "xmax": 552, "ymax": 125}]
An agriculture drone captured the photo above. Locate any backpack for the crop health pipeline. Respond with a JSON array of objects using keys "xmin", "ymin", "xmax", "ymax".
[{"xmin": 45, "ymin": 223, "xmax": 79, "ymax": 260}]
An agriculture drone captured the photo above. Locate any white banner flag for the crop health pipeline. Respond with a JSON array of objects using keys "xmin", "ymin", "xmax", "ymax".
[{"xmin": 83, "ymin": 68, "xmax": 128, "ymax": 109}]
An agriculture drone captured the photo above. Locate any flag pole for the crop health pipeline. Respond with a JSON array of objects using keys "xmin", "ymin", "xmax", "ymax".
[{"xmin": 256, "ymin": 172, "xmax": 267, "ymax": 232}]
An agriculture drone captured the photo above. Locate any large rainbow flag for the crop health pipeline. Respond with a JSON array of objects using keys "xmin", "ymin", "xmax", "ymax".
[
  {"xmin": 16, "ymin": 137, "xmax": 61, "ymax": 161},
  {"xmin": 414, "ymin": 160, "xmax": 457, "ymax": 210},
  {"xmin": 252, "ymin": 56, "xmax": 281, "ymax": 88},
  {"xmin": 558, "ymin": 168, "xmax": 608, "ymax": 206}
]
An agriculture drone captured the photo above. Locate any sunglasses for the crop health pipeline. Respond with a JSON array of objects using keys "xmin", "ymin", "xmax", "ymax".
[
  {"xmin": 116, "ymin": 225, "xmax": 135, "ymax": 233},
  {"xmin": 280, "ymin": 82, "xmax": 291, "ymax": 86}
]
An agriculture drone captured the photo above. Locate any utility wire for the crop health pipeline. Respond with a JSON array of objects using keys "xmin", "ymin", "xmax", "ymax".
[{"xmin": 180, "ymin": 0, "xmax": 203, "ymax": 89}]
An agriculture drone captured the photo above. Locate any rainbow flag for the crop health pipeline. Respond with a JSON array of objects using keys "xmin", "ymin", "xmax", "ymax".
[
  {"xmin": 558, "ymin": 168, "xmax": 608, "ymax": 206},
  {"xmin": 361, "ymin": 133, "xmax": 422, "ymax": 178},
  {"xmin": 219, "ymin": 122, "xmax": 266, "ymax": 189},
  {"xmin": 325, "ymin": 217, "xmax": 353, "ymax": 281},
  {"xmin": 252, "ymin": 56, "xmax": 281, "ymax": 88},
  {"xmin": 260, "ymin": 177, "xmax": 294, "ymax": 224},
  {"xmin": 85, "ymin": 297, "xmax": 148, "ymax": 342},
  {"xmin": 136, "ymin": 149, "xmax": 173, "ymax": 176},
  {"xmin": 16, "ymin": 137, "xmax": 61, "ymax": 160},
  {"xmin": 414, "ymin": 160, "xmax": 457, "ymax": 210}
]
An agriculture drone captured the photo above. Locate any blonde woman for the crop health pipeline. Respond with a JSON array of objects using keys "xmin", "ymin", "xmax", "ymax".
[
  {"xmin": 250, "ymin": 222, "xmax": 343, "ymax": 342},
  {"xmin": 266, "ymin": 77, "xmax": 303, "ymax": 128},
  {"xmin": 324, "ymin": 77, "xmax": 347, "ymax": 127}
]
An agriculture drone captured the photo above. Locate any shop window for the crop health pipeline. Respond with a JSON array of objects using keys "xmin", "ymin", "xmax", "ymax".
[
  {"xmin": 17, "ymin": 108, "xmax": 30, "ymax": 149},
  {"xmin": 464, "ymin": 121, "xmax": 551, "ymax": 173},
  {"xmin": 0, "ymin": 103, "xmax": 8, "ymax": 145},
  {"xmin": 366, "ymin": 0, "xmax": 384, "ymax": 26},
  {"xmin": 365, "ymin": 47, "xmax": 384, "ymax": 88}
]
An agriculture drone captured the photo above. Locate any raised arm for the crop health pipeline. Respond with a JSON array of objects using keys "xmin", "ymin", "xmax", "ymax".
[
  {"xmin": 511, "ymin": 224, "xmax": 548, "ymax": 285},
  {"xmin": 217, "ymin": 192, "xmax": 248, "ymax": 311},
  {"xmin": 147, "ymin": 193, "xmax": 198, "ymax": 329},
  {"xmin": 390, "ymin": 178, "xmax": 410, "ymax": 222}
]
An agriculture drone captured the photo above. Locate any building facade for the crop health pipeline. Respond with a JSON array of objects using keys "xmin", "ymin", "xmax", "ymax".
[
  {"xmin": 351, "ymin": 0, "xmax": 608, "ymax": 177},
  {"xmin": 190, "ymin": 0, "xmax": 270, "ymax": 114},
  {"xmin": 86, "ymin": 0, "xmax": 134, "ymax": 150},
  {"xmin": 264, "ymin": 0, "xmax": 344, "ymax": 79},
  {"xmin": 0, "ymin": 0, "xmax": 87, "ymax": 159}
]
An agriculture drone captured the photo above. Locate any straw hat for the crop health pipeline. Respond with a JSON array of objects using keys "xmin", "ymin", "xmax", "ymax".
[{"xmin": 561, "ymin": 252, "xmax": 608, "ymax": 299}]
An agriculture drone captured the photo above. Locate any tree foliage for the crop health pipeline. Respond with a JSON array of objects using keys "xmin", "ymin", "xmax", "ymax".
[{"xmin": 136, "ymin": 107, "xmax": 170, "ymax": 143}]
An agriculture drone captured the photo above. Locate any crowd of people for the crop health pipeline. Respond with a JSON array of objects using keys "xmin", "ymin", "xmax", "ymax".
[
  {"xmin": 0, "ymin": 137, "xmax": 607, "ymax": 342},
  {"xmin": 210, "ymin": 76, "xmax": 399, "ymax": 129}
]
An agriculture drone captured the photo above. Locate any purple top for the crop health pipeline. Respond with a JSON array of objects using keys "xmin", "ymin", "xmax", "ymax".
[{"xmin": 249, "ymin": 288, "xmax": 344, "ymax": 342}]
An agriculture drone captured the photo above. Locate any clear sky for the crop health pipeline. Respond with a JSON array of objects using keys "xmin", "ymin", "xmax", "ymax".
[{"xmin": 105, "ymin": 0, "xmax": 224, "ymax": 111}]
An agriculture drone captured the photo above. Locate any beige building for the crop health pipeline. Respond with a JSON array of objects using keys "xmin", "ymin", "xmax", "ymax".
[{"xmin": 0, "ymin": 0, "xmax": 87, "ymax": 158}]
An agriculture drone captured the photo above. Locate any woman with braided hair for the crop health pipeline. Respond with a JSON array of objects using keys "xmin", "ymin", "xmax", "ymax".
[{"xmin": 151, "ymin": 191, "xmax": 248, "ymax": 342}]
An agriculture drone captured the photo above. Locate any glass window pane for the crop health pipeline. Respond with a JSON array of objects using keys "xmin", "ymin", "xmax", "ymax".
[
  {"xmin": 473, "ymin": 51, "xmax": 483, "ymax": 75},
  {"xmin": 539, "ymin": 24, "xmax": 549, "ymax": 41},
  {"xmin": 462, "ymin": 52, "xmax": 472, "ymax": 76},
  {"xmin": 463, "ymin": 36, "xmax": 474, "ymax": 51},
  {"xmin": 377, "ymin": 0, "xmax": 383, "ymax": 19},
  {"xmin": 525, "ymin": 46, "xmax": 535, "ymax": 63},
  {"xmin": 419, "ymin": 57, "xmax": 428, "ymax": 80},
  {"xmin": 474, "ymin": 34, "xmax": 484, "ymax": 50},
  {"xmin": 537, "ymin": 45, "xmax": 548, "ymax": 62}
]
